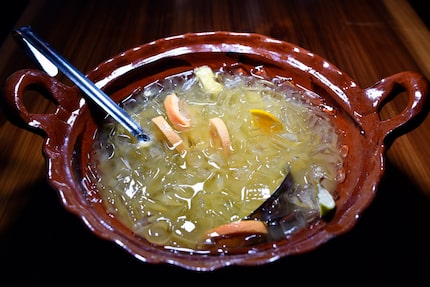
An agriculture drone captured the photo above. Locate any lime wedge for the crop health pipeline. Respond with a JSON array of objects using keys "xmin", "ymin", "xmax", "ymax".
[{"xmin": 317, "ymin": 183, "xmax": 336, "ymax": 216}]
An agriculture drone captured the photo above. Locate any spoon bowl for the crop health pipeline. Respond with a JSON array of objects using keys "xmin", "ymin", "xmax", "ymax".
[{"xmin": 244, "ymin": 169, "xmax": 294, "ymax": 238}]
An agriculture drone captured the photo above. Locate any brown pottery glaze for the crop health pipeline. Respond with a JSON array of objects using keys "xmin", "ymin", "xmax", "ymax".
[{"xmin": 1, "ymin": 32, "xmax": 428, "ymax": 271}]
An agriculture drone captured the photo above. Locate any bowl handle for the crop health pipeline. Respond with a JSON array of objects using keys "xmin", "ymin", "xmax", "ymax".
[
  {"xmin": 2, "ymin": 69, "xmax": 82, "ymax": 137},
  {"xmin": 364, "ymin": 71, "xmax": 429, "ymax": 137}
]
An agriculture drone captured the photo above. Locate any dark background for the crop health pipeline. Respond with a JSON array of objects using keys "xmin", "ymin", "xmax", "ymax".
[{"xmin": 1, "ymin": 1, "xmax": 429, "ymax": 285}]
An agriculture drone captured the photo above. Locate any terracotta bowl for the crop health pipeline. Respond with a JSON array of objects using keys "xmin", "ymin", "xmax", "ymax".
[{"xmin": 2, "ymin": 32, "xmax": 428, "ymax": 271}]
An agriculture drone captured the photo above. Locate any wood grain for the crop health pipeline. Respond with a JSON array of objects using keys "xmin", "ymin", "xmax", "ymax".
[
  {"xmin": 384, "ymin": 0, "xmax": 430, "ymax": 80},
  {"xmin": 0, "ymin": 0, "xmax": 429, "ymax": 283}
]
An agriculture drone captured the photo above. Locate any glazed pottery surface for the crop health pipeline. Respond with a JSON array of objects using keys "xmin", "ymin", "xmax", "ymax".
[{"xmin": 2, "ymin": 32, "xmax": 428, "ymax": 271}]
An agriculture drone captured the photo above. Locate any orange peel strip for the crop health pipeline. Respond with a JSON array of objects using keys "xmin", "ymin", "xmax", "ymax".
[
  {"xmin": 151, "ymin": 115, "xmax": 188, "ymax": 153},
  {"xmin": 209, "ymin": 117, "xmax": 231, "ymax": 155},
  {"xmin": 164, "ymin": 93, "xmax": 191, "ymax": 131},
  {"xmin": 203, "ymin": 220, "xmax": 269, "ymax": 239}
]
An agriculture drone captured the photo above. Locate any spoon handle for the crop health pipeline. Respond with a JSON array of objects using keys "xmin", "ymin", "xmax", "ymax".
[{"xmin": 12, "ymin": 25, "xmax": 151, "ymax": 143}]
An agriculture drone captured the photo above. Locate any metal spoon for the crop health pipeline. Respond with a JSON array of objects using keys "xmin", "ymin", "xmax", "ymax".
[
  {"xmin": 12, "ymin": 25, "xmax": 152, "ymax": 143},
  {"xmin": 244, "ymin": 169, "xmax": 293, "ymax": 223}
]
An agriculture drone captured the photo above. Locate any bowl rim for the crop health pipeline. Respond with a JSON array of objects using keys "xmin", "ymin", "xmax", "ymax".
[{"xmin": 82, "ymin": 31, "xmax": 371, "ymax": 269}]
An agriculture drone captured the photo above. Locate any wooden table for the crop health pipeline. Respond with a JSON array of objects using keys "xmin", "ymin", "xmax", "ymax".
[{"xmin": 0, "ymin": 0, "xmax": 429, "ymax": 284}]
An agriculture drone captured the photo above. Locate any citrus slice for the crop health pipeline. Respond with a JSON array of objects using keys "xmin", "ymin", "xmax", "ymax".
[
  {"xmin": 151, "ymin": 115, "xmax": 188, "ymax": 153},
  {"xmin": 317, "ymin": 183, "xmax": 336, "ymax": 216},
  {"xmin": 250, "ymin": 109, "xmax": 283, "ymax": 132},
  {"xmin": 164, "ymin": 93, "xmax": 191, "ymax": 131},
  {"xmin": 209, "ymin": 117, "xmax": 231, "ymax": 155}
]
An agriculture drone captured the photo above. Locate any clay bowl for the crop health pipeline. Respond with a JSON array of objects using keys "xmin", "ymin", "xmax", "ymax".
[{"xmin": 2, "ymin": 32, "xmax": 428, "ymax": 271}]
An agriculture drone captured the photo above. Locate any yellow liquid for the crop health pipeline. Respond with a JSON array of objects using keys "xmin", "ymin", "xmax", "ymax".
[{"xmin": 92, "ymin": 67, "xmax": 344, "ymax": 251}]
